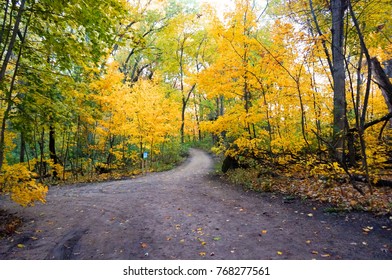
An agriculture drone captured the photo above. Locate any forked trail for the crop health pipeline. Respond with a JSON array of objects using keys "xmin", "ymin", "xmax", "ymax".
[{"xmin": 0, "ymin": 149, "xmax": 391, "ymax": 259}]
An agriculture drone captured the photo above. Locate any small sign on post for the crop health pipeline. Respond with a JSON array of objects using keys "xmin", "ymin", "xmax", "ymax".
[{"xmin": 142, "ymin": 152, "xmax": 148, "ymax": 175}]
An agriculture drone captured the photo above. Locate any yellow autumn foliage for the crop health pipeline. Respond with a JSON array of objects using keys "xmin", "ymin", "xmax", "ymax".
[
  {"xmin": 89, "ymin": 62, "xmax": 180, "ymax": 164},
  {"xmin": 0, "ymin": 163, "xmax": 48, "ymax": 207}
]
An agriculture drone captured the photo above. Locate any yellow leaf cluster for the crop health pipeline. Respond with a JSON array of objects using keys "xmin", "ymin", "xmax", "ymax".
[
  {"xmin": 89, "ymin": 62, "xmax": 180, "ymax": 161},
  {"xmin": 0, "ymin": 163, "xmax": 48, "ymax": 207}
]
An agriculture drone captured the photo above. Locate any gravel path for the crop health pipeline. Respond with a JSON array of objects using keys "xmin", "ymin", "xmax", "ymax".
[{"xmin": 0, "ymin": 149, "xmax": 391, "ymax": 259}]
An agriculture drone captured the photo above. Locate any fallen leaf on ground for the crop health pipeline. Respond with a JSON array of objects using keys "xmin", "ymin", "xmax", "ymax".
[
  {"xmin": 140, "ymin": 242, "xmax": 148, "ymax": 248},
  {"xmin": 261, "ymin": 230, "xmax": 267, "ymax": 234},
  {"xmin": 362, "ymin": 226, "xmax": 373, "ymax": 233},
  {"xmin": 277, "ymin": 251, "xmax": 283, "ymax": 255},
  {"xmin": 17, "ymin": 244, "xmax": 25, "ymax": 248},
  {"xmin": 213, "ymin": 236, "xmax": 221, "ymax": 241},
  {"xmin": 306, "ymin": 240, "xmax": 311, "ymax": 244},
  {"xmin": 307, "ymin": 213, "xmax": 313, "ymax": 217},
  {"xmin": 199, "ymin": 252, "xmax": 206, "ymax": 256},
  {"xmin": 311, "ymin": 251, "xmax": 318, "ymax": 255},
  {"xmin": 321, "ymin": 254, "xmax": 331, "ymax": 258}
]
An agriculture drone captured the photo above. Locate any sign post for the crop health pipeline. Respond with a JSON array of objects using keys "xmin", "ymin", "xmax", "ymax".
[{"xmin": 142, "ymin": 152, "xmax": 148, "ymax": 175}]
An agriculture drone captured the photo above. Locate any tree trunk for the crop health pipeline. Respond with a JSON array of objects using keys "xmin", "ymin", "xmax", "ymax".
[
  {"xmin": 49, "ymin": 125, "xmax": 58, "ymax": 164},
  {"xmin": 0, "ymin": 101, "xmax": 12, "ymax": 171},
  {"xmin": 383, "ymin": 59, "xmax": 392, "ymax": 78},
  {"xmin": 180, "ymin": 84, "xmax": 196, "ymax": 144},
  {"xmin": 38, "ymin": 128, "xmax": 46, "ymax": 179},
  {"xmin": 331, "ymin": 0, "xmax": 347, "ymax": 161},
  {"xmin": 180, "ymin": 97, "xmax": 186, "ymax": 144},
  {"xmin": 106, "ymin": 135, "xmax": 115, "ymax": 166},
  {"xmin": 49, "ymin": 124, "xmax": 59, "ymax": 178},
  {"xmin": 20, "ymin": 132, "xmax": 26, "ymax": 163},
  {"xmin": 371, "ymin": 57, "xmax": 392, "ymax": 126}
]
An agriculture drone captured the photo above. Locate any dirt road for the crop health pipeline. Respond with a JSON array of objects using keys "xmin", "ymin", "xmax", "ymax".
[{"xmin": 0, "ymin": 149, "xmax": 391, "ymax": 259}]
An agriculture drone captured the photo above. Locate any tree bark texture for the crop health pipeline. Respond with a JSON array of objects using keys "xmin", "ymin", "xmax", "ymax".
[
  {"xmin": 331, "ymin": 0, "xmax": 347, "ymax": 160},
  {"xmin": 371, "ymin": 57, "xmax": 392, "ymax": 126}
]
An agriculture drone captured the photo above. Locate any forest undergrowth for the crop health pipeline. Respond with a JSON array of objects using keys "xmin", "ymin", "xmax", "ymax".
[{"xmin": 223, "ymin": 160, "xmax": 392, "ymax": 216}]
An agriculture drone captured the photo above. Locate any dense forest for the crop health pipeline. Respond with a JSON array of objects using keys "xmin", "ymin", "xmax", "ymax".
[{"xmin": 0, "ymin": 0, "xmax": 391, "ymax": 213}]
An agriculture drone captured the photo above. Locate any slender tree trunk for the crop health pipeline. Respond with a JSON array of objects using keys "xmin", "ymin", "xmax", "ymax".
[
  {"xmin": 106, "ymin": 135, "xmax": 115, "ymax": 166},
  {"xmin": 63, "ymin": 132, "xmax": 70, "ymax": 181},
  {"xmin": 180, "ymin": 97, "xmax": 186, "ymax": 144},
  {"xmin": 193, "ymin": 95, "xmax": 202, "ymax": 141},
  {"xmin": 261, "ymin": 87, "xmax": 272, "ymax": 153},
  {"xmin": 219, "ymin": 95, "xmax": 225, "ymax": 117},
  {"xmin": 20, "ymin": 132, "xmax": 26, "ymax": 163},
  {"xmin": 49, "ymin": 124, "xmax": 59, "ymax": 178},
  {"xmin": 331, "ymin": 0, "xmax": 347, "ymax": 161},
  {"xmin": 309, "ymin": 0, "xmax": 333, "ymax": 73},
  {"xmin": 296, "ymin": 79, "xmax": 310, "ymax": 148},
  {"xmin": 49, "ymin": 125, "xmax": 58, "ymax": 164},
  {"xmin": 180, "ymin": 84, "xmax": 196, "ymax": 144},
  {"xmin": 371, "ymin": 57, "xmax": 392, "ymax": 126},
  {"xmin": 38, "ymin": 128, "xmax": 45, "ymax": 179},
  {"xmin": 309, "ymin": 63, "xmax": 323, "ymax": 155},
  {"xmin": 140, "ymin": 140, "xmax": 143, "ymax": 169},
  {"xmin": 244, "ymin": 80, "xmax": 253, "ymax": 139},
  {"xmin": 348, "ymin": 0, "xmax": 374, "ymax": 193},
  {"xmin": 74, "ymin": 116, "xmax": 81, "ymax": 179},
  {"xmin": 0, "ymin": 101, "xmax": 12, "ymax": 170}
]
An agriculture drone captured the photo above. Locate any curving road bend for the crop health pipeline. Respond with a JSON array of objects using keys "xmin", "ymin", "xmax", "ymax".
[{"xmin": 0, "ymin": 149, "xmax": 391, "ymax": 259}]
